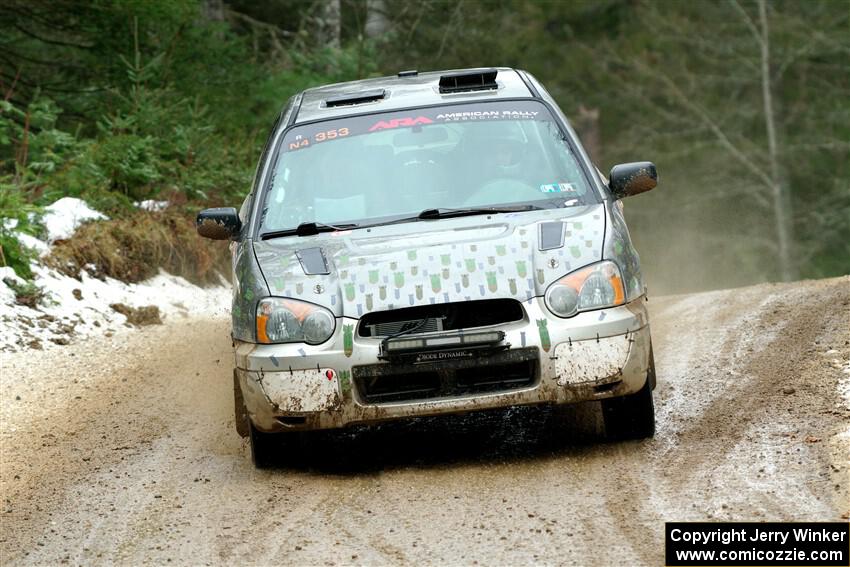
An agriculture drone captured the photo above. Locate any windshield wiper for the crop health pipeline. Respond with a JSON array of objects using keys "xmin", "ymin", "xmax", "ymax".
[
  {"xmin": 261, "ymin": 204, "xmax": 542, "ymax": 239},
  {"xmin": 261, "ymin": 221, "xmax": 359, "ymax": 240},
  {"xmin": 417, "ymin": 204, "xmax": 541, "ymax": 220},
  {"xmin": 358, "ymin": 204, "xmax": 543, "ymax": 230}
]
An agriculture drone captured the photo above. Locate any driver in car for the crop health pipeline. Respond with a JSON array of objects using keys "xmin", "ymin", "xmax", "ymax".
[{"xmin": 459, "ymin": 124, "xmax": 531, "ymax": 206}]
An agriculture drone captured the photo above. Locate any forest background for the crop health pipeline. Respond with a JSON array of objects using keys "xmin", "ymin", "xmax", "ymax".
[{"xmin": 1, "ymin": 0, "xmax": 847, "ymax": 294}]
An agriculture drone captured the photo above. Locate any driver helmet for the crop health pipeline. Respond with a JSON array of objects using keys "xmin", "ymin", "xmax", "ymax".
[{"xmin": 463, "ymin": 121, "xmax": 526, "ymax": 178}]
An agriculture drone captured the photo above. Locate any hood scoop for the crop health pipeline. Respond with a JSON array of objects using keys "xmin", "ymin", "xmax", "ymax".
[
  {"xmin": 538, "ymin": 221, "xmax": 565, "ymax": 251},
  {"xmin": 324, "ymin": 89, "xmax": 386, "ymax": 108},
  {"xmin": 296, "ymin": 247, "xmax": 330, "ymax": 275}
]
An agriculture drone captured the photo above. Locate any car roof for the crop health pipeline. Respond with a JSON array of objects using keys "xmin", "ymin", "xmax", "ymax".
[{"xmin": 293, "ymin": 67, "xmax": 534, "ymax": 124}]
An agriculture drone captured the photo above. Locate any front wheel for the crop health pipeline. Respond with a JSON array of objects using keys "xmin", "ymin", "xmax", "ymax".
[
  {"xmin": 601, "ymin": 355, "xmax": 656, "ymax": 440},
  {"xmin": 248, "ymin": 422, "xmax": 282, "ymax": 469}
]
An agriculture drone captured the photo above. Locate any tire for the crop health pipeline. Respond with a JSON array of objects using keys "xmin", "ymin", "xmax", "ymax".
[
  {"xmin": 233, "ymin": 370, "xmax": 249, "ymax": 439},
  {"xmin": 602, "ymin": 353, "xmax": 656, "ymax": 440},
  {"xmin": 248, "ymin": 421, "xmax": 277, "ymax": 469}
]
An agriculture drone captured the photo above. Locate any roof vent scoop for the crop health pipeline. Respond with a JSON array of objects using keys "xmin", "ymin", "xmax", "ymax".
[
  {"xmin": 438, "ymin": 69, "xmax": 498, "ymax": 93},
  {"xmin": 324, "ymin": 88, "xmax": 386, "ymax": 108}
]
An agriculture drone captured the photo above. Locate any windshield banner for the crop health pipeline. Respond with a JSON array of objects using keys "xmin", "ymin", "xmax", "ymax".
[{"xmin": 282, "ymin": 101, "xmax": 553, "ymax": 153}]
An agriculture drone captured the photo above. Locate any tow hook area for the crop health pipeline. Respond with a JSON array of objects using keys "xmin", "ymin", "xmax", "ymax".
[{"xmin": 276, "ymin": 415, "xmax": 308, "ymax": 427}]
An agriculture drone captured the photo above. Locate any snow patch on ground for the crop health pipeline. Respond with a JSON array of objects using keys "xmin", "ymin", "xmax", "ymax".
[
  {"xmin": 0, "ymin": 267, "xmax": 24, "ymax": 304},
  {"xmin": 42, "ymin": 197, "xmax": 107, "ymax": 242},
  {"xmin": 16, "ymin": 232, "xmax": 51, "ymax": 256},
  {"xmin": 0, "ymin": 265, "xmax": 230, "ymax": 352},
  {"xmin": 1, "ymin": 197, "xmax": 229, "ymax": 352},
  {"xmin": 134, "ymin": 199, "xmax": 169, "ymax": 212}
]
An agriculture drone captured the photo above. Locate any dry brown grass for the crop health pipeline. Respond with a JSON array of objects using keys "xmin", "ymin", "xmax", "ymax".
[{"xmin": 47, "ymin": 211, "xmax": 230, "ymax": 286}]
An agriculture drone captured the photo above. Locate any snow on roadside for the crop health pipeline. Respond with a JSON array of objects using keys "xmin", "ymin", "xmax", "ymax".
[
  {"xmin": 1, "ymin": 220, "xmax": 48, "ymax": 256},
  {"xmin": 42, "ymin": 197, "xmax": 107, "ymax": 243},
  {"xmin": 0, "ymin": 267, "xmax": 24, "ymax": 305},
  {"xmin": 14, "ymin": 232, "xmax": 50, "ymax": 256},
  {"xmin": 1, "ymin": 197, "xmax": 230, "ymax": 352},
  {"xmin": 0, "ymin": 265, "xmax": 230, "ymax": 352}
]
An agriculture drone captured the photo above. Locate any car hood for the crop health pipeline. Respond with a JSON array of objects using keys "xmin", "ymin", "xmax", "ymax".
[{"xmin": 252, "ymin": 204, "xmax": 606, "ymax": 318}]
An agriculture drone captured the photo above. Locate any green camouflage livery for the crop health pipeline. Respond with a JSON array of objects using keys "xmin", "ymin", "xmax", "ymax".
[{"xmin": 251, "ymin": 205, "xmax": 604, "ymax": 319}]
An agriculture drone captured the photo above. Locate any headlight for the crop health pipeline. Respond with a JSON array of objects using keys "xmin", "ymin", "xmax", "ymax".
[
  {"xmin": 256, "ymin": 298, "xmax": 335, "ymax": 345},
  {"xmin": 302, "ymin": 309, "xmax": 335, "ymax": 344},
  {"xmin": 544, "ymin": 261, "xmax": 626, "ymax": 317}
]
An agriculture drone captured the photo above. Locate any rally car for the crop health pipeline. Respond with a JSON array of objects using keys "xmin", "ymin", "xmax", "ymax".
[{"xmin": 197, "ymin": 68, "xmax": 659, "ymax": 468}]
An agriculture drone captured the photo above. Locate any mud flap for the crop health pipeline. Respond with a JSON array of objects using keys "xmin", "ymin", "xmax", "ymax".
[
  {"xmin": 234, "ymin": 369, "xmax": 249, "ymax": 438},
  {"xmin": 648, "ymin": 345, "xmax": 656, "ymax": 390},
  {"xmin": 601, "ymin": 373, "xmax": 655, "ymax": 440}
]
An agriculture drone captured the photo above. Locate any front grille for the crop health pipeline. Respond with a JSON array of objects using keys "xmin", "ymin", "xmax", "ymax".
[
  {"xmin": 367, "ymin": 317, "xmax": 444, "ymax": 337},
  {"xmin": 358, "ymin": 298, "xmax": 525, "ymax": 338},
  {"xmin": 353, "ymin": 347, "xmax": 538, "ymax": 404}
]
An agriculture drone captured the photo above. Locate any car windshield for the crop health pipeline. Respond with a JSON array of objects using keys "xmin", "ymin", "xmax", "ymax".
[{"xmin": 259, "ymin": 100, "xmax": 597, "ymax": 233}]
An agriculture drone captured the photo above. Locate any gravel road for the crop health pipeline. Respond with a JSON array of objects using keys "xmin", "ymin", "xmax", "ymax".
[{"xmin": 1, "ymin": 276, "xmax": 848, "ymax": 565}]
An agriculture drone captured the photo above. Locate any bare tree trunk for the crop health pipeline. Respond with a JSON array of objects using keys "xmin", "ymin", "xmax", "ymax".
[
  {"xmin": 758, "ymin": 0, "xmax": 796, "ymax": 281},
  {"xmin": 365, "ymin": 0, "xmax": 389, "ymax": 38},
  {"xmin": 319, "ymin": 0, "xmax": 341, "ymax": 48},
  {"xmin": 574, "ymin": 105, "xmax": 601, "ymax": 166},
  {"xmin": 201, "ymin": 0, "xmax": 224, "ymax": 22}
]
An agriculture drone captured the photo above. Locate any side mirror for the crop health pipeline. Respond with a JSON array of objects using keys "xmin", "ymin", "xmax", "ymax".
[
  {"xmin": 196, "ymin": 207, "xmax": 241, "ymax": 240},
  {"xmin": 608, "ymin": 162, "xmax": 658, "ymax": 199}
]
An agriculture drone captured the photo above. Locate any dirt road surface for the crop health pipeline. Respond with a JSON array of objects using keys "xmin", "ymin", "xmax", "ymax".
[{"xmin": 2, "ymin": 277, "xmax": 848, "ymax": 565}]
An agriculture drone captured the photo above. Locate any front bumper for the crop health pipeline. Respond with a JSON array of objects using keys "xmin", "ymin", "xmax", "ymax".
[{"xmin": 235, "ymin": 296, "xmax": 652, "ymax": 432}]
